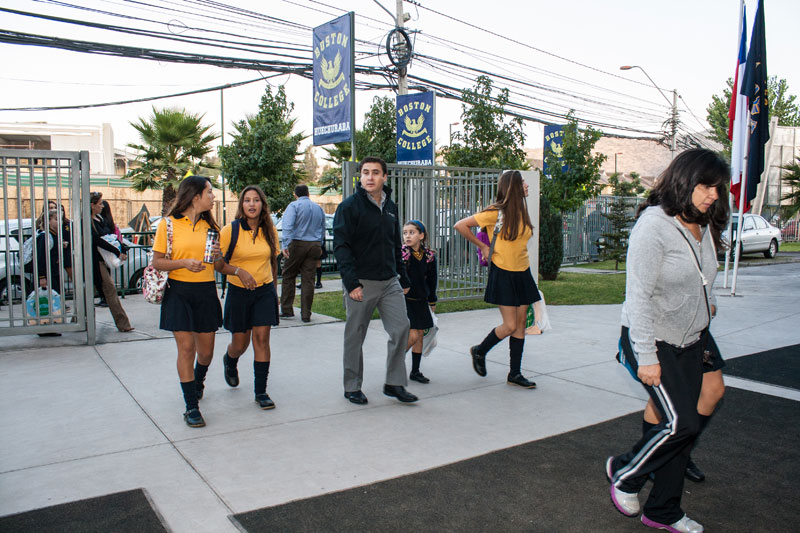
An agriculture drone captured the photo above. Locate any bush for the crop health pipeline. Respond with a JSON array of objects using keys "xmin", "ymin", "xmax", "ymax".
[{"xmin": 539, "ymin": 196, "xmax": 564, "ymax": 280}]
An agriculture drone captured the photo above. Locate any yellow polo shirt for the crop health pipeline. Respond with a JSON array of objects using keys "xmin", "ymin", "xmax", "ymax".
[
  {"xmin": 473, "ymin": 209, "xmax": 532, "ymax": 271},
  {"xmin": 220, "ymin": 221, "xmax": 281, "ymax": 288},
  {"xmin": 153, "ymin": 215, "xmax": 216, "ymax": 282}
]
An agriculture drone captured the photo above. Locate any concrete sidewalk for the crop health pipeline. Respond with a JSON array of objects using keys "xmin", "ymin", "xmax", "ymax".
[{"xmin": 1, "ymin": 264, "xmax": 798, "ymax": 531}]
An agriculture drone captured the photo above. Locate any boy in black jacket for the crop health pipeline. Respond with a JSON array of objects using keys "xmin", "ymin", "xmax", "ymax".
[{"xmin": 333, "ymin": 156, "xmax": 417, "ymax": 404}]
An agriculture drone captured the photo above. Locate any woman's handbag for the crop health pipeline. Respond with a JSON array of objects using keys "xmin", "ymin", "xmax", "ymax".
[{"xmin": 142, "ymin": 218, "xmax": 173, "ymax": 304}]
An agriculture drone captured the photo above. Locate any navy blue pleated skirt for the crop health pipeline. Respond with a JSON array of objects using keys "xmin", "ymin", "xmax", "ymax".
[
  {"xmin": 160, "ymin": 280, "xmax": 222, "ymax": 333},
  {"xmin": 484, "ymin": 264, "xmax": 541, "ymax": 307},
  {"xmin": 405, "ymin": 298, "xmax": 434, "ymax": 330},
  {"xmin": 223, "ymin": 283, "xmax": 279, "ymax": 333}
]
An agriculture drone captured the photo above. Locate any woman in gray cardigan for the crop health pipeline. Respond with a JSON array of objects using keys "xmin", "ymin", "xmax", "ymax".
[{"xmin": 605, "ymin": 149, "xmax": 730, "ymax": 533}]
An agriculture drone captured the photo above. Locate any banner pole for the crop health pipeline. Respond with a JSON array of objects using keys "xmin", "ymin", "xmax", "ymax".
[{"xmin": 349, "ymin": 11, "xmax": 356, "ymax": 169}]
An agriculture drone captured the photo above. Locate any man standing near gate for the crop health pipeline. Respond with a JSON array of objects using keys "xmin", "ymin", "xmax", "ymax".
[
  {"xmin": 333, "ymin": 156, "xmax": 417, "ymax": 404},
  {"xmin": 280, "ymin": 184, "xmax": 326, "ymax": 322}
]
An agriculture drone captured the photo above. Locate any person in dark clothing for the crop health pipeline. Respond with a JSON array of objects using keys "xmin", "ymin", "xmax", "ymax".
[
  {"xmin": 401, "ymin": 220, "xmax": 438, "ymax": 383},
  {"xmin": 29, "ymin": 210, "xmax": 67, "ymax": 293},
  {"xmin": 333, "ymin": 156, "xmax": 417, "ymax": 405},
  {"xmin": 89, "ymin": 192, "xmax": 133, "ymax": 332}
]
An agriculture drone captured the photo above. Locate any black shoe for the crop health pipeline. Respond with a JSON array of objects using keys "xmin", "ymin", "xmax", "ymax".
[
  {"xmin": 255, "ymin": 393, "xmax": 276, "ymax": 410},
  {"xmin": 383, "ymin": 384, "xmax": 419, "ymax": 403},
  {"xmin": 279, "ymin": 312, "xmax": 294, "ymax": 319},
  {"xmin": 183, "ymin": 408, "xmax": 205, "ymax": 427},
  {"xmin": 37, "ymin": 332, "xmax": 62, "ymax": 337},
  {"xmin": 409, "ymin": 370, "xmax": 430, "ymax": 384},
  {"xmin": 302, "ymin": 317, "xmax": 311, "ymax": 323},
  {"xmin": 97, "ymin": 300, "xmax": 108, "ymax": 308},
  {"xmin": 296, "ymin": 284, "xmax": 302, "ymax": 289},
  {"xmin": 315, "ymin": 282, "xmax": 323, "ymax": 289},
  {"xmin": 196, "ymin": 381, "xmax": 205, "ymax": 400},
  {"xmin": 507, "ymin": 373, "xmax": 537, "ymax": 388},
  {"xmin": 223, "ymin": 354, "xmax": 239, "ymax": 387},
  {"xmin": 470, "ymin": 345, "xmax": 487, "ymax": 377},
  {"xmin": 344, "ymin": 390, "xmax": 368, "ymax": 404},
  {"xmin": 685, "ymin": 458, "xmax": 705, "ymax": 483}
]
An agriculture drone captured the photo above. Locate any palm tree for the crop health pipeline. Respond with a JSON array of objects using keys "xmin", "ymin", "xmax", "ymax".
[
  {"xmin": 126, "ymin": 107, "xmax": 219, "ymax": 215},
  {"xmin": 780, "ymin": 156, "xmax": 800, "ymax": 219}
]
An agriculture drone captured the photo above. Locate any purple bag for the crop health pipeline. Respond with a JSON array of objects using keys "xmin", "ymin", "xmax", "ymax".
[{"xmin": 476, "ymin": 230, "xmax": 491, "ymax": 266}]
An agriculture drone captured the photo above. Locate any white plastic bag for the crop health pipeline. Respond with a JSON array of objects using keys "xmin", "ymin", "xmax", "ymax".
[
  {"xmin": 99, "ymin": 234, "xmax": 122, "ymax": 269},
  {"xmin": 421, "ymin": 308, "xmax": 439, "ymax": 356},
  {"xmin": 526, "ymin": 290, "xmax": 552, "ymax": 335},
  {"xmin": 26, "ymin": 288, "xmax": 62, "ymax": 317}
]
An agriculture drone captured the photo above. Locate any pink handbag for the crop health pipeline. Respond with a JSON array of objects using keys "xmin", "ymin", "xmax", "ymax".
[{"xmin": 142, "ymin": 218, "xmax": 172, "ymax": 304}]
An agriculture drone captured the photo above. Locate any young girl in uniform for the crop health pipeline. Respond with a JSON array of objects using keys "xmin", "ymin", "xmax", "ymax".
[
  {"xmin": 214, "ymin": 185, "xmax": 281, "ymax": 410},
  {"xmin": 152, "ymin": 176, "xmax": 222, "ymax": 428},
  {"xmin": 401, "ymin": 220, "xmax": 437, "ymax": 383},
  {"xmin": 454, "ymin": 170, "xmax": 539, "ymax": 388}
]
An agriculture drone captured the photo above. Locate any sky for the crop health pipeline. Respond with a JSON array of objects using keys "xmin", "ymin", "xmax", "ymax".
[{"xmin": 1, "ymin": 0, "xmax": 798, "ymax": 157}]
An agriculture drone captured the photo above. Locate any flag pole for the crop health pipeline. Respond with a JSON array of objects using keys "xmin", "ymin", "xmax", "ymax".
[{"xmin": 731, "ymin": 142, "xmax": 748, "ymax": 296}]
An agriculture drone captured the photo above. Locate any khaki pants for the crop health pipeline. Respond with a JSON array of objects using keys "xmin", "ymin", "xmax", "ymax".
[
  {"xmin": 280, "ymin": 240, "xmax": 322, "ymax": 320},
  {"xmin": 99, "ymin": 263, "xmax": 132, "ymax": 331}
]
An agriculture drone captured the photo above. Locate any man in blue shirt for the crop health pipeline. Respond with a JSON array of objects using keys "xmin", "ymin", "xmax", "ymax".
[{"xmin": 280, "ymin": 184, "xmax": 326, "ymax": 322}]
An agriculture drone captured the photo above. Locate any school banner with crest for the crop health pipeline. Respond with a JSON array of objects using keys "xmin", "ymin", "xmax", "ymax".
[
  {"xmin": 312, "ymin": 13, "xmax": 354, "ymax": 146},
  {"xmin": 396, "ymin": 92, "xmax": 435, "ymax": 165},
  {"xmin": 542, "ymin": 124, "xmax": 564, "ymax": 175}
]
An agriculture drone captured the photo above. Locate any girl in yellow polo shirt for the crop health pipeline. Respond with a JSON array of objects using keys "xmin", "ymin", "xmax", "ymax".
[
  {"xmin": 152, "ymin": 176, "xmax": 223, "ymax": 428},
  {"xmin": 454, "ymin": 170, "xmax": 540, "ymax": 389},
  {"xmin": 214, "ymin": 185, "xmax": 281, "ymax": 410}
]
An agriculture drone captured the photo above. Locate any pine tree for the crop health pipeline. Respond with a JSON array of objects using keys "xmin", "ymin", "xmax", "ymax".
[{"xmin": 599, "ymin": 173, "xmax": 644, "ymax": 270}]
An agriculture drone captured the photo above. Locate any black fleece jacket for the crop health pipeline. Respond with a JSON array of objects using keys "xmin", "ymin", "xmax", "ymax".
[{"xmin": 333, "ymin": 183, "xmax": 410, "ymax": 293}]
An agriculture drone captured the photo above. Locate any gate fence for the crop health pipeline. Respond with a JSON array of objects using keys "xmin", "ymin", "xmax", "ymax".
[
  {"xmin": 562, "ymin": 195, "xmax": 646, "ymax": 264},
  {"xmin": 1, "ymin": 150, "xmax": 95, "ymax": 343}
]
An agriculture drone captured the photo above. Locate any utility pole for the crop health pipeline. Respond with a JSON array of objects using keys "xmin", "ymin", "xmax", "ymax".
[{"xmin": 396, "ymin": 0, "xmax": 408, "ymax": 95}]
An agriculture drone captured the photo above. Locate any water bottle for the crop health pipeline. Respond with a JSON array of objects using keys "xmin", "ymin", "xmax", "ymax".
[{"xmin": 203, "ymin": 229, "xmax": 219, "ymax": 263}]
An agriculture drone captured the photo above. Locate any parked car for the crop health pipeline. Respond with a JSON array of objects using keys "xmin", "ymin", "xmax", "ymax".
[
  {"xmin": 0, "ymin": 219, "xmax": 34, "ymax": 303},
  {"xmin": 723, "ymin": 213, "xmax": 782, "ymax": 258}
]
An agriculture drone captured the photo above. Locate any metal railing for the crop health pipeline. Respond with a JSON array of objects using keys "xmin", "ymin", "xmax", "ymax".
[{"xmin": 562, "ymin": 195, "xmax": 645, "ymax": 264}]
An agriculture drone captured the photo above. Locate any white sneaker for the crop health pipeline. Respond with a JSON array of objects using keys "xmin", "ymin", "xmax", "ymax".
[
  {"xmin": 606, "ymin": 456, "xmax": 640, "ymax": 516},
  {"xmin": 642, "ymin": 513, "xmax": 704, "ymax": 533}
]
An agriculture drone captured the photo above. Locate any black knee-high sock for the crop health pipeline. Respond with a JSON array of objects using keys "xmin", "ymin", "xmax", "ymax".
[
  {"xmin": 180, "ymin": 381, "xmax": 199, "ymax": 411},
  {"xmin": 194, "ymin": 362, "xmax": 210, "ymax": 385},
  {"xmin": 254, "ymin": 361, "xmax": 270, "ymax": 395},
  {"xmin": 316, "ymin": 266, "xmax": 322, "ymax": 284},
  {"xmin": 509, "ymin": 336, "xmax": 524, "ymax": 374},
  {"xmin": 476, "ymin": 328, "xmax": 502, "ymax": 355},
  {"xmin": 225, "ymin": 353, "xmax": 240, "ymax": 367},
  {"xmin": 642, "ymin": 419, "xmax": 657, "ymax": 435},
  {"xmin": 411, "ymin": 352, "xmax": 422, "ymax": 373}
]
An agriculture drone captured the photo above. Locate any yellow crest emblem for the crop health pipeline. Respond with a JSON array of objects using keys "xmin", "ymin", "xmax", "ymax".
[
  {"xmin": 402, "ymin": 113, "xmax": 427, "ymax": 138},
  {"xmin": 319, "ymin": 51, "xmax": 344, "ymax": 90}
]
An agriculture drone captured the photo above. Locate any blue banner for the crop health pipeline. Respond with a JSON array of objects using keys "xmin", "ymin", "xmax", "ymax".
[
  {"xmin": 396, "ymin": 92, "xmax": 435, "ymax": 165},
  {"xmin": 312, "ymin": 13, "xmax": 353, "ymax": 146},
  {"xmin": 542, "ymin": 124, "xmax": 564, "ymax": 175}
]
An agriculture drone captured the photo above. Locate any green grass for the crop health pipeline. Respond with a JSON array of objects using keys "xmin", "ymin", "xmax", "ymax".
[
  {"xmin": 301, "ymin": 271, "xmax": 627, "ymax": 320},
  {"xmin": 781, "ymin": 242, "xmax": 800, "ymax": 252}
]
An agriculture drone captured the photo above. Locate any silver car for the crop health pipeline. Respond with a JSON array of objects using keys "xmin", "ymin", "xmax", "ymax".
[{"xmin": 725, "ymin": 213, "xmax": 783, "ymax": 258}]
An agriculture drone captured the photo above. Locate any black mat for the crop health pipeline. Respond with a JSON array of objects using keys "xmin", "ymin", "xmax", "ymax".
[
  {"xmin": 233, "ymin": 387, "xmax": 800, "ymax": 532},
  {"xmin": 0, "ymin": 488, "xmax": 168, "ymax": 533},
  {"xmin": 722, "ymin": 343, "xmax": 800, "ymax": 389}
]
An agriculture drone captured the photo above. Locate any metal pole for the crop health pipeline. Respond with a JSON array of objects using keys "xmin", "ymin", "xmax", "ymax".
[
  {"xmin": 349, "ymin": 12, "xmax": 357, "ymax": 166},
  {"xmin": 220, "ymin": 88, "xmax": 226, "ymax": 225},
  {"xmin": 396, "ymin": 0, "xmax": 408, "ymax": 95}
]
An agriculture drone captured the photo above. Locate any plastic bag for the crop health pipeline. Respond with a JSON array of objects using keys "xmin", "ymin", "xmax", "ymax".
[
  {"xmin": 26, "ymin": 288, "xmax": 62, "ymax": 317},
  {"xmin": 421, "ymin": 308, "xmax": 439, "ymax": 356},
  {"xmin": 525, "ymin": 290, "xmax": 552, "ymax": 335}
]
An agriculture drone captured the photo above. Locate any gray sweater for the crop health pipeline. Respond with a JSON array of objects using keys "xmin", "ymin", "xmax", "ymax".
[{"xmin": 621, "ymin": 206, "xmax": 717, "ymax": 366}]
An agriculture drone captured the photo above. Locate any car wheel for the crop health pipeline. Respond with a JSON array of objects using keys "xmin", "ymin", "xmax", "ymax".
[
  {"xmin": 1, "ymin": 275, "xmax": 27, "ymax": 304},
  {"xmin": 764, "ymin": 239, "xmax": 778, "ymax": 259},
  {"xmin": 129, "ymin": 269, "xmax": 144, "ymax": 293}
]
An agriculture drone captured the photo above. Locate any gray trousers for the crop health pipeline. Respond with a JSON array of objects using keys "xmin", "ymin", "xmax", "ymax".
[{"xmin": 342, "ymin": 277, "xmax": 410, "ymax": 392}]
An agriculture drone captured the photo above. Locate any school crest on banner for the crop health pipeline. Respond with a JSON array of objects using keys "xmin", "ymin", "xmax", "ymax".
[
  {"xmin": 396, "ymin": 92, "xmax": 435, "ymax": 165},
  {"xmin": 313, "ymin": 13, "xmax": 354, "ymax": 146},
  {"xmin": 542, "ymin": 124, "xmax": 564, "ymax": 175}
]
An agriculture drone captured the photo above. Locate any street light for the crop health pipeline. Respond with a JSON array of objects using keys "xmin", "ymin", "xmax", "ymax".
[
  {"xmin": 449, "ymin": 121, "xmax": 460, "ymax": 144},
  {"xmin": 620, "ymin": 65, "xmax": 678, "ymax": 159}
]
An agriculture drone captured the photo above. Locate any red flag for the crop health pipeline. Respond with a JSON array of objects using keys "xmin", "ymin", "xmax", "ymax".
[{"xmin": 729, "ymin": 1, "xmax": 748, "ymax": 210}]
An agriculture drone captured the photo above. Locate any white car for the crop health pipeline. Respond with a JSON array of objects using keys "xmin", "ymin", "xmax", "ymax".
[
  {"xmin": 0, "ymin": 219, "xmax": 34, "ymax": 303},
  {"xmin": 724, "ymin": 213, "xmax": 782, "ymax": 258}
]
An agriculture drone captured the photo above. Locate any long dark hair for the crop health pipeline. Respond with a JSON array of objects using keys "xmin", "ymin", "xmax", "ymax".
[
  {"xmin": 637, "ymin": 148, "xmax": 730, "ymax": 249},
  {"xmin": 167, "ymin": 176, "xmax": 219, "ymax": 231},
  {"xmin": 482, "ymin": 170, "xmax": 532, "ymax": 241},
  {"xmin": 99, "ymin": 200, "xmax": 116, "ymax": 228},
  {"xmin": 235, "ymin": 185, "xmax": 278, "ymax": 259}
]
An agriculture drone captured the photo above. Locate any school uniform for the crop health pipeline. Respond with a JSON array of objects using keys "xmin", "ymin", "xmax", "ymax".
[
  {"xmin": 219, "ymin": 220, "xmax": 280, "ymax": 332},
  {"xmin": 153, "ymin": 215, "xmax": 222, "ymax": 333},
  {"xmin": 473, "ymin": 209, "xmax": 540, "ymax": 307},
  {"xmin": 403, "ymin": 245, "xmax": 437, "ymax": 330}
]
